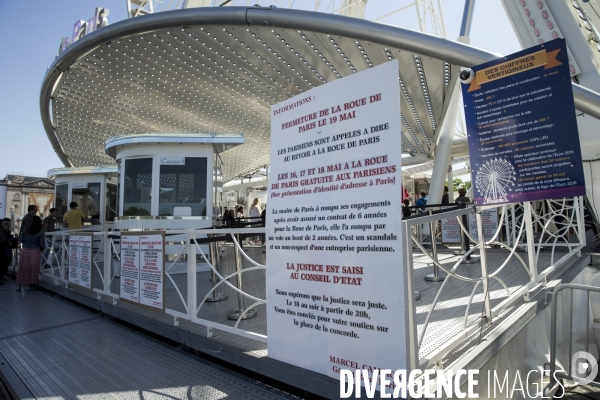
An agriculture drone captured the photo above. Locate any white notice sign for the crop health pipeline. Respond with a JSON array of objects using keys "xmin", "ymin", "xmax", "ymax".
[
  {"xmin": 468, "ymin": 210, "xmax": 499, "ymax": 242},
  {"xmin": 68, "ymin": 234, "xmax": 93, "ymax": 289},
  {"xmin": 267, "ymin": 61, "xmax": 406, "ymax": 381},
  {"xmin": 68, "ymin": 235, "xmax": 80, "ymax": 284},
  {"xmin": 441, "ymin": 214, "xmax": 462, "ymax": 244},
  {"xmin": 78, "ymin": 234, "xmax": 93, "ymax": 289},
  {"xmin": 139, "ymin": 234, "xmax": 165, "ymax": 310},
  {"xmin": 120, "ymin": 234, "xmax": 141, "ymax": 303}
]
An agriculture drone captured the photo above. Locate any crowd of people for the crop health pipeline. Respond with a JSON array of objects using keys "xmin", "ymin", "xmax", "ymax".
[
  {"xmin": 402, "ymin": 186, "xmax": 471, "ymax": 218},
  {"xmin": 222, "ymin": 198, "xmax": 266, "ymax": 245},
  {"xmin": 0, "ymin": 201, "xmax": 90, "ymax": 292}
]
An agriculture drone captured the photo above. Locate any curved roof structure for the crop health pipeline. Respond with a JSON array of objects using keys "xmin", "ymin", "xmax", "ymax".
[{"xmin": 40, "ymin": 6, "xmax": 600, "ymax": 183}]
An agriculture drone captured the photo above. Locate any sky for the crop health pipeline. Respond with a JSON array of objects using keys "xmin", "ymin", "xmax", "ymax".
[{"xmin": 0, "ymin": 0, "xmax": 522, "ymax": 179}]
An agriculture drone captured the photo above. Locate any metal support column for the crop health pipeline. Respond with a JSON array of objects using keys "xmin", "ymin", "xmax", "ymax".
[
  {"xmin": 187, "ymin": 233, "xmax": 198, "ymax": 320},
  {"xmin": 523, "ymin": 202, "xmax": 538, "ymax": 283},
  {"xmin": 103, "ymin": 232, "xmax": 112, "ymax": 294},
  {"xmin": 576, "ymin": 196, "xmax": 586, "ymax": 249},
  {"xmin": 427, "ymin": 0, "xmax": 475, "ymax": 204},
  {"xmin": 228, "ymin": 233, "xmax": 257, "ymax": 320},
  {"xmin": 476, "ymin": 210, "xmax": 492, "ymax": 323},
  {"xmin": 403, "ymin": 221, "xmax": 420, "ymax": 370},
  {"xmin": 425, "ymin": 212, "xmax": 445, "ymax": 282},
  {"xmin": 206, "ymin": 234, "xmax": 228, "ymax": 302}
]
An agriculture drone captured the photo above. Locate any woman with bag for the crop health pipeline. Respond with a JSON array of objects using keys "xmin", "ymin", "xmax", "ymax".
[{"xmin": 16, "ymin": 216, "xmax": 45, "ymax": 291}]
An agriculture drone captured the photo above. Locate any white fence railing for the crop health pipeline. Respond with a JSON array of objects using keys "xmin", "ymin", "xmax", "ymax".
[
  {"xmin": 8, "ymin": 196, "xmax": 589, "ymax": 371},
  {"xmin": 403, "ymin": 196, "xmax": 587, "ymax": 369},
  {"xmin": 34, "ymin": 227, "xmax": 267, "ymax": 342}
]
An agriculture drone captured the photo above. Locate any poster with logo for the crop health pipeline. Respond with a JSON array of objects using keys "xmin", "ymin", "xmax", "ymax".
[
  {"xmin": 266, "ymin": 60, "xmax": 406, "ymax": 381},
  {"xmin": 462, "ymin": 39, "xmax": 585, "ymax": 206},
  {"xmin": 139, "ymin": 233, "xmax": 165, "ymax": 310},
  {"xmin": 120, "ymin": 234, "xmax": 141, "ymax": 303}
]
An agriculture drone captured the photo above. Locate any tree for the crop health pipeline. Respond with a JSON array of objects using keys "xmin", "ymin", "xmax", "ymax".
[{"xmin": 453, "ymin": 178, "xmax": 471, "ymax": 192}]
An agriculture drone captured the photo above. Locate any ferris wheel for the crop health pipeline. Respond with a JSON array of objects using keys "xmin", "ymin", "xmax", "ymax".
[{"xmin": 475, "ymin": 157, "xmax": 516, "ymax": 204}]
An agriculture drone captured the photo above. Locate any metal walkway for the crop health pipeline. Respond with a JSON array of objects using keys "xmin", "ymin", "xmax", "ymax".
[{"xmin": 0, "ymin": 281, "xmax": 293, "ymax": 400}]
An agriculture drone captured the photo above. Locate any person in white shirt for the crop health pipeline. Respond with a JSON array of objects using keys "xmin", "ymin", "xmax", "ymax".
[
  {"xmin": 236, "ymin": 206, "xmax": 245, "ymax": 219},
  {"xmin": 249, "ymin": 199, "xmax": 262, "ymax": 244}
]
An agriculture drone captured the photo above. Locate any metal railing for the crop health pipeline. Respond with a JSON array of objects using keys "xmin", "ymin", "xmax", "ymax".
[
  {"xmin": 544, "ymin": 283, "xmax": 600, "ymax": 397},
  {"xmin": 36, "ymin": 226, "xmax": 267, "ymax": 342},
  {"xmin": 403, "ymin": 196, "xmax": 586, "ymax": 369},
  {"xmin": 8, "ymin": 196, "xmax": 588, "ymax": 373}
]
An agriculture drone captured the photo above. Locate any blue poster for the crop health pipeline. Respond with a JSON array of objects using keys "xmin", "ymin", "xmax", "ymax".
[{"xmin": 462, "ymin": 39, "xmax": 585, "ymax": 206}]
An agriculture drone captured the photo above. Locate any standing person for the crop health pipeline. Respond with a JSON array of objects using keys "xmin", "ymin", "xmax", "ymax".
[
  {"xmin": 62, "ymin": 202, "xmax": 89, "ymax": 230},
  {"xmin": 42, "ymin": 208, "xmax": 58, "ymax": 266},
  {"xmin": 227, "ymin": 209, "xmax": 235, "ymax": 227},
  {"xmin": 441, "ymin": 186, "xmax": 449, "ymax": 205},
  {"xmin": 249, "ymin": 199, "xmax": 261, "ymax": 221},
  {"xmin": 455, "ymin": 188, "xmax": 470, "ymax": 205},
  {"xmin": 249, "ymin": 199, "xmax": 262, "ymax": 244},
  {"xmin": 19, "ymin": 205, "xmax": 37, "ymax": 236},
  {"xmin": 43, "ymin": 208, "xmax": 58, "ymax": 233},
  {"xmin": 16, "ymin": 216, "xmax": 45, "ymax": 291},
  {"xmin": 455, "ymin": 188, "xmax": 471, "ymax": 257},
  {"xmin": 0, "ymin": 218, "xmax": 16, "ymax": 285},
  {"xmin": 402, "ymin": 199, "xmax": 412, "ymax": 219},
  {"xmin": 415, "ymin": 192, "xmax": 428, "ymax": 212}
]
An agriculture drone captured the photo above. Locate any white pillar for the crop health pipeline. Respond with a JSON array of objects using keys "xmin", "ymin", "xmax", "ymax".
[
  {"xmin": 447, "ymin": 165, "xmax": 454, "ymax": 203},
  {"xmin": 427, "ymin": 36, "xmax": 470, "ymax": 205}
]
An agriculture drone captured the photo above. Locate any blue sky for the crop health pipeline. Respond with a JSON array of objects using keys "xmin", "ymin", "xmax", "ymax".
[{"xmin": 0, "ymin": 0, "xmax": 521, "ymax": 179}]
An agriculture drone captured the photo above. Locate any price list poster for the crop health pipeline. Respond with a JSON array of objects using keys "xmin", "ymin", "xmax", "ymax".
[
  {"xmin": 266, "ymin": 60, "xmax": 408, "ymax": 380},
  {"xmin": 139, "ymin": 232, "xmax": 165, "ymax": 311},
  {"xmin": 120, "ymin": 233, "xmax": 141, "ymax": 303},
  {"xmin": 462, "ymin": 39, "xmax": 585, "ymax": 206},
  {"xmin": 68, "ymin": 235, "xmax": 79, "ymax": 286}
]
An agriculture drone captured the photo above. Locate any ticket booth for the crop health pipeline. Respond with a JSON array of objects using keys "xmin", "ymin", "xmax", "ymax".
[
  {"xmin": 105, "ymin": 133, "xmax": 244, "ymax": 231},
  {"xmin": 48, "ymin": 166, "xmax": 119, "ymax": 229}
]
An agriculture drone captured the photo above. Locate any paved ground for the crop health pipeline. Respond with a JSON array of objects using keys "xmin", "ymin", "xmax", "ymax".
[{"xmin": 0, "ymin": 277, "xmax": 296, "ymax": 400}]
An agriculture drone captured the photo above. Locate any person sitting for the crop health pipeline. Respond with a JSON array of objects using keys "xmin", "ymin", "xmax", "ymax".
[{"xmin": 62, "ymin": 202, "xmax": 90, "ymax": 230}]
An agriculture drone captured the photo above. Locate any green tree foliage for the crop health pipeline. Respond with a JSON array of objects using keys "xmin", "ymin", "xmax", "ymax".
[{"xmin": 452, "ymin": 178, "xmax": 471, "ymax": 192}]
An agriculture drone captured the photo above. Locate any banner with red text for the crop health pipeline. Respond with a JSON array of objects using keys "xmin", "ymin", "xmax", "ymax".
[
  {"xmin": 120, "ymin": 231, "xmax": 164, "ymax": 311},
  {"xmin": 68, "ymin": 233, "xmax": 93, "ymax": 290},
  {"xmin": 266, "ymin": 60, "xmax": 407, "ymax": 381}
]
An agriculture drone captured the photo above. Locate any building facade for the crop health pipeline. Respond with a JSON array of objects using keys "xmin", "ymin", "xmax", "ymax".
[{"xmin": 1, "ymin": 175, "xmax": 55, "ymax": 226}]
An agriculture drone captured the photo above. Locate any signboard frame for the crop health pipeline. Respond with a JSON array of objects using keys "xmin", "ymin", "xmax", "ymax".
[
  {"xmin": 119, "ymin": 231, "xmax": 165, "ymax": 313},
  {"xmin": 266, "ymin": 60, "xmax": 408, "ymax": 382},
  {"xmin": 462, "ymin": 39, "xmax": 586, "ymax": 206},
  {"xmin": 68, "ymin": 232, "xmax": 94, "ymax": 290},
  {"xmin": 440, "ymin": 209, "xmax": 500, "ymax": 244}
]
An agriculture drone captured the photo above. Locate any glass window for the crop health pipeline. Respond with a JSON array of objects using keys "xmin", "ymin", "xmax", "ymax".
[
  {"xmin": 159, "ymin": 157, "xmax": 207, "ymax": 216},
  {"xmin": 123, "ymin": 158, "xmax": 153, "ymax": 216},
  {"xmin": 55, "ymin": 184, "xmax": 69, "ymax": 223},
  {"xmin": 105, "ymin": 183, "xmax": 117, "ymax": 222},
  {"xmin": 72, "ymin": 182, "xmax": 101, "ymax": 223}
]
